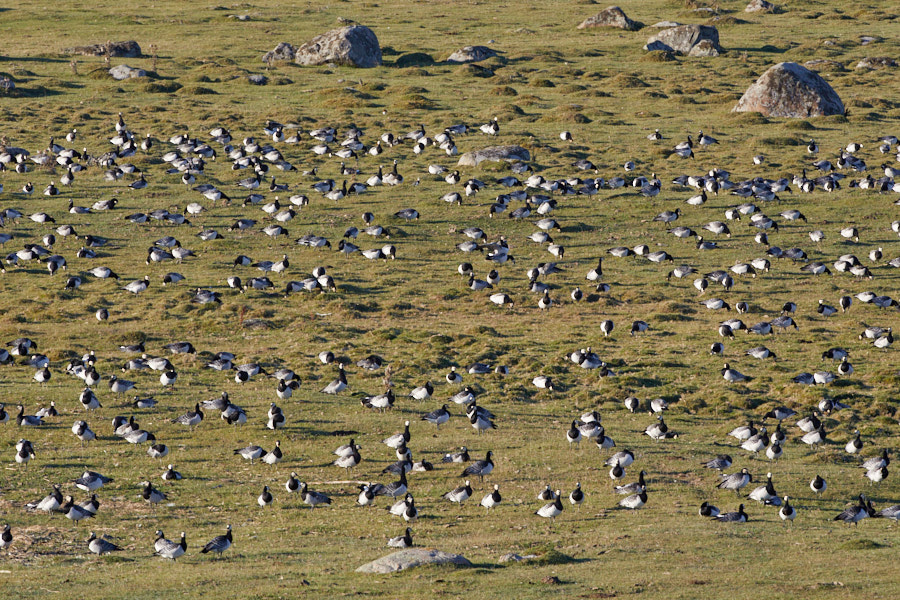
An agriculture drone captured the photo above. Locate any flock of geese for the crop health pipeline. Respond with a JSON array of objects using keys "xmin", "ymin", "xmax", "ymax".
[{"xmin": 1, "ymin": 107, "xmax": 899, "ymax": 563}]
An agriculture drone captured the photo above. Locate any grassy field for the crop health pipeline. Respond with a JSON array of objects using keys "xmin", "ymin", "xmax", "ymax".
[{"xmin": 1, "ymin": 0, "xmax": 900, "ymax": 598}]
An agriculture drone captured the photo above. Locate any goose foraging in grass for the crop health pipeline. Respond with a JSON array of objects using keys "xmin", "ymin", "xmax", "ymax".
[
  {"xmin": 87, "ymin": 532, "xmax": 122, "ymax": 555},
  {"xmin": 463, "ymin": 451, "xmax": 494, "ymax": 481},
  {"xmin": 155, "ymin": 530, "xmax": 186, "ymax": 560},
  {"xmin": 718, "ymin": 468, "xmax": 752, "ymax": 493},
  {"xmin": 300, "ymin": 482, "xmax": 332, "ymax": 508}
]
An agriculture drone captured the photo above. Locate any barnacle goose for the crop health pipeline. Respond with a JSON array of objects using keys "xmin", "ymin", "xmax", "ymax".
[
  {"xmin": 321, "ymin": 364, "xmax": 348, "ymax": 394},
  {"xmin": 479, "ymin": 484, "xmax": 502, "ymax": 511},
  {"xmin": 87, "ymin": 532, "xmax": 122, "ymax": 555},
  {"xmin": 234, "ymin": 444, "xmax": 265, "ymax": 463},
  {"xmin": 615, "ymin": 470, "xmax": 647, "ymax": 495},
  {"xmin": 619, "ymin": 490, "xmax": 648, "ymax": 510},
  {"xmin": 155, "ymin": 530, "xmax": 186, "ymax": 560},
  {"xmin": 443, "ymin": 480, "xmax": 473, "ymax": 505},
  {"xmin": 463, "ymin": 451, "xmax": 494, "ymax": 481},
  {"xmin": 718, "ymin": 468, "xmax": 752, "ymax": 492},
  {"xmin": 388, "ymin": 527, "xmax": 414, "ymax": 548},
  {"xmin": 141, "ymin": 481, "xmax": 166, "ymax": 504},
  {"xmin": 536, "ymin": 490, "xmax": 563, "ymax": 520},
  {"xmin": 261, "ymin": 441, "xmax": 283, "ymax": 465},
  {"xmin": 421, "ymin": 404, "xmax": 450, "ymax": 428},
  {"xmin": 26, "ymin": 485, "xmax": 63, "ymax": 513},
  {"xmin": 834, "ymin": 495, "xmax": 874, "ymax": 525},
  {"xmin": 162, "ymin": 464, "xmax": 182, "ymax": 481},
  {"xmin": 300, "ymin": 482, "xmax": 332, "ymax": 508},
  {"xmin": 699, "ymin": 501, "xmax": 719, "ymax": 518},
  {"xmin": 200, "ymin": 525, "xmax": 232, "ymax": 556},
  {"xmin": 714, "ymin": 504, "xmax": 748, "ymax": 522}
]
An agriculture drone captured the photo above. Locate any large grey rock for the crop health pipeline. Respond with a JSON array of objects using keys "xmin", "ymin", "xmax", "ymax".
[
  {"xmin": 644, "ymin": 24, "xmax": 721, "ymax": 56},
  {"xmin": 577, "ymin": 6, "xmax": 641, "ymax": 31},
  {"xmin": 446, "ymin": 46, "xmax": 497, "ymax": 63},
  {"xmin": 295, "ymin": 25, "xmax": 382, "ymax": 68},
  {"xmin": 66, "ymin": 40, "xmax": 141, "ymax": 58},
  {"xmin": 457, "ymin": 145, "xmax": 530, "ymax": 167},
  {"xmin": 109, "ymin": 64, "xmax": 147, "ymax": 80},
  {"xmin": 745, "ymin": 0, "xmax": 775, "ymax": 12},
  {"xmin": 263, "ymin": 42, "xmax": 295, "ymax": 63},
  {"xmin": 733, "ymin": 62, "xmax": 844, "ymax": 118},
  {"xmin": 356, "ymin": 548, "xmax": 472, "ymax": 573}
]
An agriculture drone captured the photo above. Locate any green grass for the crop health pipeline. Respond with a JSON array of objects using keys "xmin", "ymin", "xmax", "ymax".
[{"xmin": 1, "ymin": 0, "xmax": 900, "ymax": 598}]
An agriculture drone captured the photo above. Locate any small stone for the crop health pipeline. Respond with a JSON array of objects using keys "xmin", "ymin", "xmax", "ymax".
[
  {"xmin": 262, "ymin": 42, "xmax": 296, "ymax": 63},
  {"xmin": 856, "ymin": 57, "xmax": 897, "ymax": 69},
  {"xmin": 745, "ymin": 0, "xmax": 775, "ymax": 13},
  {"xmin": 247, "ymin": 74, "xmax": 268, "ymax": 85},
  {"xmin": 108, "ymin": 64, "xmax": 148, "ymax": 80},
  {"xmin": 446, "ymin": 45, "xmax": 499, "ymax": 63},
  {"xmin": 542, "ymin": 576, "xmax": 562, "ymax": 585}
]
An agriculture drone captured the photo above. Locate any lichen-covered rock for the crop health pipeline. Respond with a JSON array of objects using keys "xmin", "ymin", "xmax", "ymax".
[
  {"xmin": 644, "ymin": 24, "xmax": 721, "ymax": 56},
  {"xmin": 856, "ymin": 57, "xmax": 897, "ymax": 70},
  {"xmin": 457, "ymin": 145, "xmax": 530, "ymax": 167},
  {"xmin": 295, "ymin": 25, "xmax": 381, "ymax": 68},
  {"xmin": 356, "ymin": 549, "xmax": 472, "ymax": 574},
  {"xmin": 66, "ymin": 40, "xmax": 142, "ymax": 58},
  {"xmin": 577, "ymin": 6, "xmax": 641, "ymax": 31},
  {"xmin": 733, "ymin": 62, "xmax": 844, "ymax": 118},
  {"xmin": 499, "ymin": 552, "xmax": 539, "ymax": 563},
  {"xmin": 446, "ymin": 46, "xmax": 498, "ymax": 63},
  {"xmin": 804, "ymin": 59, "xmax": 845, "ymax": 72},
  {"xmin": 745, "ymin": 0, "xmax": 776, "ymax": 12},
  {"xmin": 689, "ymin": 39, "xmax": 720, "ymax": 57},
  {"xmin": 108, "ymin": 64, "xmax": 147, "ymax": 80},
  {"xmin": 262, "ymin": 42, "xmax": 295, "ymax": 63}
]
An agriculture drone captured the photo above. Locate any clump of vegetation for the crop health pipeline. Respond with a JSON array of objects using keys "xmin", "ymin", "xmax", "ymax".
[
  {"xmin": 491, "ymin": 85, "xmax": 518, "ymax": 96},
  {"xmin": 642, "ymin": 50, "xmax": 677, "ymax": 63},
  {"xmin": 177, "ymin": 84, "xmax": 218, "ymax": 95},
  {"xmin": 607, "ymin": 73, "xmax": 649, "ymax": 88}
]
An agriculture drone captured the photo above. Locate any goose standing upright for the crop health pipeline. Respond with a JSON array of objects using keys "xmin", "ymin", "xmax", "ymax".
[
  {"xmin": 536, "ymin": 490, "xmax": 564, "ymax": 520},
  {"xmin": 200, "ymin": 525, "xmax": 232, "ymax": 556}
]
